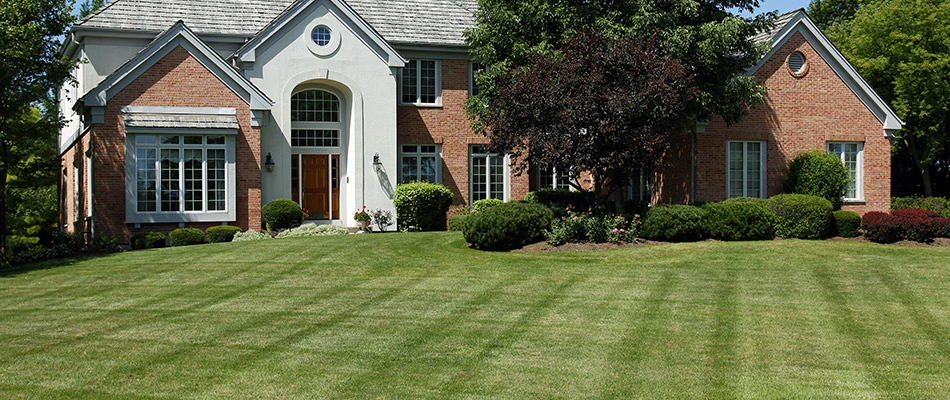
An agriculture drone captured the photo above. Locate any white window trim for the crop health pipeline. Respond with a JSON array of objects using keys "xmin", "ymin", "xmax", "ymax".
[
  {"xmin": 536, "ymin": 166, "xmax": 574, "ymax": 191},
  {"xmin": 828, "ymin": 141, "xmax": 865, "ymax": 201},
  {"xmin": 399, "ymin": 59, "xmax": 442, "ymax": 107},
  {"xmin": 469, "ymin": 146, "xmax": 509, "ymax": 202},
  {"xmin": 627, "ymin": 166, "xmax": 653, "ymax": 201},
  {"xmin": 726, "ymin": 140, "xmax": 767, "ymax": 199},
  {"xmin": 398, "ymin": 144, "xmax": 442, "ymax": 184},
  {"xmin": 291, "ymin": 88, "xmax": 344, "ymax": 149},
  {"xmin": 125, "ymin": 134, "xmax": 237, "ymax": 224},
  {"xmin": 468, "ymin": 62, "xmax": 487, "ymax": 97}
]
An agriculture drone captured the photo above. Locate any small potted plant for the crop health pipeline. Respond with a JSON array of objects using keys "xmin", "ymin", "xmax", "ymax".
[{"xmin": 353, "ymin": 205, "xmax": 372, "ymax": 231}]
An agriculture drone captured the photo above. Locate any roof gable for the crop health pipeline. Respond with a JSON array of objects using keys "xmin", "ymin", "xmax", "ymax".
[
  {"xmin": 81, "ymin": 21, "xmax": 273, "ymax": 111},
  {"xmin": 751, "ymin": 10, "xmax": 903, "ymax": 132},
  {"xmin": 234, "ymin": 0, "xmax": 406, "ymax": 67}
]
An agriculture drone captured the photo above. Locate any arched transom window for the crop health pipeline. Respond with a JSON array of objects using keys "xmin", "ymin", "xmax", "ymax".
[{"xmin": 291, "ymin": 89, "xmax": 341, "ymax": 147}]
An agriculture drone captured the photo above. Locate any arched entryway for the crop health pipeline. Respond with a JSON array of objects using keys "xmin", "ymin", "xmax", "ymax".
[{"xmin": 289, "ymin": 87, "xmax": 345, "ymax": 221}]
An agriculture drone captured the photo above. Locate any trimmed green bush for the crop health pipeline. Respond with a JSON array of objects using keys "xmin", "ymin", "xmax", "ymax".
[
  {"xmin": 169, "ymin": 228, "xmax": 205, "ymax": 247},
  {"xmin": 232, "ymin": 230, "xmax": 272, "ymax": 241},
  {"xmin": 471, "ymin": 198, "xmax": 504, "ymax": 214},
  {"xmin": 262, "ymin": 199, "xmax": 305, "ymax": 231},
  {"xmin": 783, "ymin": 150, "xmax": 849, "ymax": 210},
  {"xmin": 832, "ymin": 210, "xmax": 862, "ymax": 238},
  {"xmin": 130, "ymin": 231, "xmax": 166, "ymax": 250},
  {"xmin": 447, "ymin": 215, "xmax": 471, "ymax": 232},
  {"xmin": 463, "ymin": 202, "xmax": 554, "ymax": 251},
  {"xmin": 640, "ymin": 205, "xmax": 708, "ymax": 242},
  {"xmin": 767, "ymin": 194, "xmax": 834, "ymax": 239},
  {"xmin": 891, "ymin": 196, "xmax": 950, "ymax": 217},
  {"xmin": 704, "ymin": 201, "xmax": 776, "ymax": 241},
  {"xmin": 393, "ymin": 182, "xmax": 454, "ymax": 232},
  {"xmin": 205, "ymin": 226, "xmax": 242, "ymax": 243}
]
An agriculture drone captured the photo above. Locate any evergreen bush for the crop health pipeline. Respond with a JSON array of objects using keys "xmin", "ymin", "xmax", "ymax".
[
  {"xmin": 463, "ymin": 202, "xmax": 553, "ymax": 251},
  {"xmin": 471, "ymin": 198, "xmax": 504, "ymax": 214},
  {"xmin": 783, "ymin": 151, "xmax": 849, "ymax": 210},
  {"xmin": 393, "ymin": 182, "xmax": 454, "ymax": 231},
  {"xmin": 447, "ymin": 215, "xmax": 471, "ymax": 232},
  {"xmin": 169, "ymin": 228, "xmax": 205, "ymax": 246},
  {"xmin": 205, "ymin": 226, "xmax": 242, "ymax": 243},
  {"xmin": 767, "ymin": 194, "xmax": 833, "ymax": 239},
  {"xmin": 131, "ymin": 231, "xmax": 166, "ymax": 250},
  {"xmin": 891, "ymin": 196, "xmax": 950, "ymax": 217},
  {"xmin": 640, "ymin": 205, "xmax": 708, "ymax": 242},
  {"xmin": 262, "ymin": 199, "xmax": 304, "ymax": 231},
  {"xmin": 704, "ymin": 201, "xmax": 776, "ymax": 241},
  {"xmin": 831, "ymin": 210, "xmax": 862, "ymax": 238}
]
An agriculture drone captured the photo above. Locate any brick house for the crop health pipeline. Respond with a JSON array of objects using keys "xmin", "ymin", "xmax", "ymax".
[{"xmin": 58, "ymin": 1, "xmax": 901, "ymax": 243}]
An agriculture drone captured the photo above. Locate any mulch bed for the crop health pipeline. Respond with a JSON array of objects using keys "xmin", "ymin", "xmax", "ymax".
[{"xmin": 513, "ymin": 236, "xmax": 950, "ymax": 252}]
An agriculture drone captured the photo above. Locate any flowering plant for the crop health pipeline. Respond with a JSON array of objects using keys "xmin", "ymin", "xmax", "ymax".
[
  {"xmin": 353, "ymin": 205, "xmax": 372, "ymax": 222},
  {"xmin": 301, "ymin": 207, "xmax": 310, "ymax": 219}
]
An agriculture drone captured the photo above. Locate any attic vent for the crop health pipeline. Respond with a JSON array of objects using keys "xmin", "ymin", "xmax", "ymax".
[{"xmin": 787, "ymin": 51, "xmax": 808, "ymax": 77}]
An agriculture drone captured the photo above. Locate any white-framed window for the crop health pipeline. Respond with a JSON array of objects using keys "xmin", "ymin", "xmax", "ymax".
[
  {"xmin": 291, "ymin": 89, "xmax": 341, "ymax": 147},
  {"xmin": 727, "ymin": 141, "xmax": 766, "ymax": 198},
  {"xmin": 469, "ymin": 62, "xmax": 486, "ymax": 96},
  {"xmin": 126, "ymin": 133, "xmax": 236, "ymax": 223},
  {"xmin": 828, "ymin": 142, "xmax": 864, "ymax": 201},
  {"xmin": 399, "ymin": 144, "xmax": 441, "ymax": 184},
  {"xmin": 537, "ymin": 166, "xmax": 573, "ymax": 190},
  {"xmin": 470, "ymin": 145, "xmax": 508, "ymax": 202},
  {"xmin": 400, "ymin": 60, "xmax": 440, "ymax": 105},
  {"xmin": 628, "ymin": 166, "xmax": 652, "ymax": 201}
]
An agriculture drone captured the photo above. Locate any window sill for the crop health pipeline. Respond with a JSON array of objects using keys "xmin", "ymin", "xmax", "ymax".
[
  {"xmin": 843, "ymin": 199, "xmax": 866, "ymax": 205},
  {"xmin": 398, "ymin": 102, "xmax": 443, "ymax": 109},
  {"xmin": 126, "ymin": 211, "xmax": 235, "ymax": 224}
]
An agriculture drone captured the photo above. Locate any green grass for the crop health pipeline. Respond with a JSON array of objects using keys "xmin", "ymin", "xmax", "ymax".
[{"xmin": 1, "ymin": 233, "xmax": 948, "ymax": 398}]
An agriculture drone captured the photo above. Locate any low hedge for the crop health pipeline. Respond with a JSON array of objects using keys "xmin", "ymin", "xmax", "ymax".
[
  {"xmin": 205, "ymin": 226, "xmax": 242, "ymax": 243},
  {"xmin": 640, "ymin": 205, "xmax": 707, "ymax": 242},
  {"xmin": 863, "ymin": 211, "xmax": 902, "ymax": 244},
  {"xmin": 767, "ymin": 194, "xmax": 833, "ymax": 239},
  {"xmin": 704, "ymin": 201, "xmax": 775, "ymax": 241},
  {"xmin": 892, "ymin": 208, "xmax": 939, "ymax": 242},
  {"xmin": 447, "ymin": 215, "xmax": 471, "ymax": 232},
  {"xmin": 131, "ymin": 231, "xmax": 166, "ymax": 250},
  {"xmin": 393, "ymin": 182, "xmax": 454, "ymax": 232},
  {"xmin": 463, "ymin": 202, "xmax": 553, "ymax": 251},
  {"xmin": 891, "ymin": 197, "xmax": 950, "ymax": 217},
  {"xmin": 262, "ymin": 199, "xmax": 304, "ymax": 231},
  {"xmin": 169, "ymin": 228, "xmax": 205, "ymax": 246},
  {"xmin": 471, "ymin": 198, "xmax": 504, "ymax": 214},
  {"xmin": 832, "ymin": 210, "xmax": 862, "ymax": 238}
]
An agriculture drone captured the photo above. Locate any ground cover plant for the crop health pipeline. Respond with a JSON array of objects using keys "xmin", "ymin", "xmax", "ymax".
[{"xmin": 0, "ymin": 233, "xmax": 948, "ymax": 398}]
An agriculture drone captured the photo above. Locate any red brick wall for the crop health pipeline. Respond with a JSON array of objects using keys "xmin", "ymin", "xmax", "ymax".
[
  {"xmin": 397, "ymin": 59, "xmax": 530, "ymax": 206},
  {"xmin": 656, "ymin": 32, "xmax": 890, "ymax": 214},
  {"xmin": 60, "ymin": 132, "xmax": 91, "ymax": 236},
  {"xmin": 92, "ymin": 46, "xmax": 261, "ymax": 242}
]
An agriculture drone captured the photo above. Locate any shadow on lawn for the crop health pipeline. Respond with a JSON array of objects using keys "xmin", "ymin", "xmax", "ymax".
[{"xmin": 0, "ymin": 251, "xmax": 120, "ymax": 278}]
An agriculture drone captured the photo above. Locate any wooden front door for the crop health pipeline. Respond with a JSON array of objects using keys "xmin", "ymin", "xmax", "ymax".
[{"xmin": 297, "ymin": 154, "xmax": 340, "ymax": 220}]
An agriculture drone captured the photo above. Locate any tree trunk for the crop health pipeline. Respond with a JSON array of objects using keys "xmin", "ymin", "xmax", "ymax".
[
  {"xmin": 905, "ymin": 138, "xmax": 934, "ymax": 197},
  {"xmin": 921, "ymin": 165, "xmax": 933, "ymax": 197}
]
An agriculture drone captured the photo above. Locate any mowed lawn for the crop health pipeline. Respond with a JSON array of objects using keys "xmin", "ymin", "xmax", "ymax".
[{"xmin": 0, "ymin": 233, "xmax": 948, "ymax": 399}]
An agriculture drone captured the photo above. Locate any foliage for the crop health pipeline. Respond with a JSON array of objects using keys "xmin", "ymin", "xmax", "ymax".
[
  {"xmin": 832, "ymin": 210, "xmax": 862, "ymax": 238},
  {"xmin": 474, "ymin": 29, "xmax": 698, "ymax": 203},
  {"xmin": 87, "ymin": 235, "xmax": 121, "ymax": 253},
  {"xmin": 169, "ymin": 228, "xmax": 205, "ymax": 247},
  {"xmin": 524, "ymin": 189, "xmax": 589, "ymax": 217},
  {"xmin": 933, "ymin": 217, "xmax": 950, "ymax": 239},
  {"xmin": 546, "ymin": 211, "xmax": 637, "ymax": 246},
  {"xmin": 783, "ymin": 151, "xmax": 850, "ymax": 210},
  {"xmin": 371, "ymin": 209, "xmax": 394, "ymax": 232},
  {"xmin": 703, "ymin": 201, "xmax": 776, "ymax": 241},
  {"xmin": 0, "ymin": 0, "xmax": 78, "ymax": 254},
  {"xmin": 130, "ymin": 232, "xmax": 166, "ymax": 250},
  {"xmin": 767, "ymin": 194, "xmax": 834, "ymax": 240},
  {"xmin": 640, "ymin": 205, "xmax": 708, "ymax": 242},
  {"xmin": 808, "ymin": 0, "xmax": 864, "ymax": 30},
  {"xmin": 393, "ymin": 182, "xmax": 454, "ymax": 232},
  {"xmin": 205, "ymin": 226, "xmax": 242, "ymax": 243},
  {"xmin": 891, "ymin": 209, "xmax": 938, "ymax": 243},
  {"xmin": 447, "ymin": 215, "xmax": 471, "ymax": 232},
  {"xmin": 462, "ymin": 202, "xmax": 553, "ymax": 251},
  {"xmin": 891, "ymin": 197, "xmax": 950, "ymax": 217},
  {"xmin": 471, "ymin": 198, "xmax": 504, "ymax": 214},
  {"xmin": 276, "ymin": 224, "xmax": 350, "ymax": 238},
  {"xmin": 862, "ymin": 211, "xmax": 903, "ymax": 244},
  {"xmin": 232, "ymin": 230, "xmax": 272, "ymax": 242},
  {"xmin": 262, "ymin": 199, "xmax": 305, "ymax": 231},
  {"xmin": 823, "ymin": 0, "xmax": 950, "ymax": 196},
  {"xmin": 79, "ymin": 0, "xmax": 105, "ymax": 18},
  {"xmin": 353, "ymin": 206, "xmax": 372, "ymax": 223}
]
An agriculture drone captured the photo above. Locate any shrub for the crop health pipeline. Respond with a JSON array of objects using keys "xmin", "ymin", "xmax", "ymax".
[
  {"xmin": 447, "ymin": 215, "xmax": 471, "ymax": 232},
  {"xmin": 892, "ymin": 208, "xmax": 938, "ymax": 243},
  {"xmin": 262, "ymin": 199, "xmax": 305, "ymax": 231},
  {"xmin": 832, "ymin": 210, "xmax": 862, "ymax": 238},
  {"xmin": 131, "ymin": 231, "xmax": 166, "ymax": 250},
  {"xmin": 767, "ymin": 194, "xmax": 833, "ymax": 239},
  {"xmin": 169, "ymin": 228, "xmax": 205, "ymax": 246},
  {"xmin": 933, "ymin": 217, "xmax": 950, "ymax": 238},
  {"xmin": 88, "ymin": 236, "xmax": 122, "ymax": 253},
  {"xmin": 471, "ymin": 198, "xmax": 504, "ymax": 214},
  {"xmin": 393, "ymin": 182, "xmax": 454, "ymax": 231},
  {"xmin": 783, "ymin": 150, "xmax": 849, "ymax": 210},
  {"xmin": 205, "ymin": 226, "xmax": 242, "ymax": 243},
  {"xmin": 371, "ymin": 209, "xmax": 394, "ymax": 232},
  {"xmin": 524, "ymin": 188, "xmax": 589, "ymax": 218},
  {"xmin": 276, "ymin": 224, "xmax": 350, "ymax": 238},
  {"xmin": 232, "ymin": 230, "xmax": 272, "ymax": 241},
  {"xmin": 863, "ymin": 211, "xmax": 902, "ymax": 244},
  {"xmin": 48, "ymin": 231, "xmax": 84, "ymax": 255},
  {"xmin": 463, "ymin": 202, "xmax": 553, "ymax": 251},
  {"xmin": 703, "ymin": 201, "xmax": 775, "ymax": 241},
  {"xmin": 891, "ymin": 196, "xmax": 950, "ymax": 217},
  {"xmin": 546, "ymin": 211, "xmax": 638, "ymax": 246},
  {"xmin": 640, "ymin": 205, "xmax": 707, "ymax": 242}
]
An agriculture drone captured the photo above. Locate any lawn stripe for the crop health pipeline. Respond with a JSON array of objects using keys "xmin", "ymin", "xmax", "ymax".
[
  {"xmin": 706, "ymin": 267, "xmax": 739, "ymax": 399},
  {"xmin": 873, "ymin": 264, "xmax": 950, "ymax": 361}
]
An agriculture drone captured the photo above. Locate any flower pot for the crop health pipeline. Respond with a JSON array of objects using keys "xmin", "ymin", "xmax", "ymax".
[{"xmin": 357, "ymin": 220, "xmax": 371, "ymax": 231}]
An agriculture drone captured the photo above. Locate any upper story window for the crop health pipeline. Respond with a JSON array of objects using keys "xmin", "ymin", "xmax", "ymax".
[
  {"xmin": 291, "ymin": 89, "xmax": 341, "ymax": 147},
  {"xmin": 537, "ymin": 166, "xmax": 572, "ymax": 190},
  {"xmin": 401, "ymin": 60, "xmax": 440, "ymax": 105},
  {"xmin": 469, "ymin": 62, "xmax": 486, "ymax": 96},
  {"xmin": 311, "ymin": 26, "xmax": 331, "ymax": 47}
]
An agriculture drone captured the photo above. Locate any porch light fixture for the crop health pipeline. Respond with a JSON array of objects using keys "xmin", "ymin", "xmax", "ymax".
[
  {"xmin": 373, "ymin": 153, "xmax": 382, "ymax": 171},
  {"xmin": 265, "ymin": 153, "xmax": 275, "ymax": 172}
]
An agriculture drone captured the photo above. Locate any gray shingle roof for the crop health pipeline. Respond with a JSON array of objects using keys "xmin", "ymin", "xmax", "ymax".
[
  {"xmin": 77, "ymin": 0, "xmax": 477, "ymax": 46},
  {"xmin": 751, "ymin": 9, "xmax": 801, "ymax": 45}
]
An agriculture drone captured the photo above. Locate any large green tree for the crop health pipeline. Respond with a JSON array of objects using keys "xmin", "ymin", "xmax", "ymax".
[
  {"xmin": 0, "ymin": 0, "xmax": 77, "ymax": 254},
  {"xmin": 465, "ymin": 0, "xmax": 775, "ymax": 197},
  {"xmin": 814, "ymin": 0, "xmax": 950, "ymax": 196}
]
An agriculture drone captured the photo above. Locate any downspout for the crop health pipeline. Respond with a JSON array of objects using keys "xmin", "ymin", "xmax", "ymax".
[
  {"xmin": 86, "ymin": 140, "xmax": 94, "ymax": 242},
  {"xmin": 360, "ymin": 93, "xmax": 366, "ymax": 213}
]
